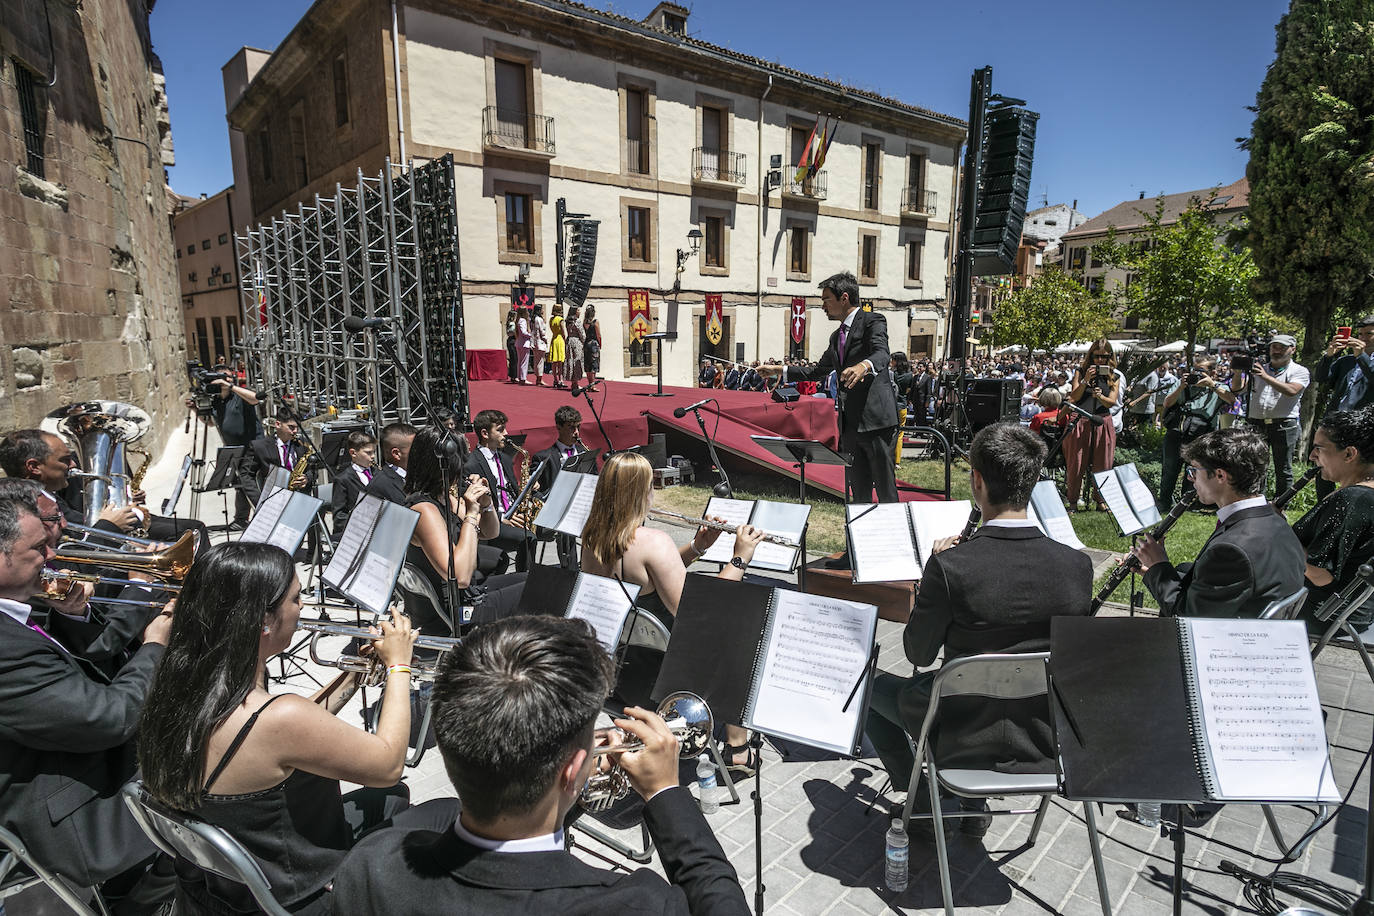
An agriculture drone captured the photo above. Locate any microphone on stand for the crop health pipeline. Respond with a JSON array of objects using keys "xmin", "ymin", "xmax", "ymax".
[
  {"xmin": 1064, "ymin": 403, "xmax": 1104, "ymax": 426},
  {"xmin": 570, "ymin": 382, "xmax": 586, "ymax": 397},
  {"xmin": 342, "ymin": 315, "xmax": 392, "ymax": 334},
  {"xmin": 672, "ymin": 399, "xmax": 714, "ymax": 419}
]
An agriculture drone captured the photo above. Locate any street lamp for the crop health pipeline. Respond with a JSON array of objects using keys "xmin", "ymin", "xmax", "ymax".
[{"xmin": 673, "ymin": 228, "xmax": 703, "ymax": 293}]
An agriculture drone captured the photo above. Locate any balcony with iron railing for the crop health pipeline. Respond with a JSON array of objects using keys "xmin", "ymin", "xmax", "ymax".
[
  {"xmin": 625, "ymin": 138, "xmax": 651, "ymax": 175},
  {"xmin": 902, "ymin": 186, "xmax": 938, "ymax": 216},
  {"xmin": 482, "ymin": 106, "xmax": 556, "ymax": 157},
  {"xmin": 782, "ymin": 169, "xmax": 827, "ymax": 200},
  {"xmin": 692, "ymin": 147, "xmax": 746, "ymax": 186}
]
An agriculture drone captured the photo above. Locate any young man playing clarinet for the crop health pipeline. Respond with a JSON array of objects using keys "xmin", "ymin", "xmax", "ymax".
[{"xmin": 1133, "ymin": 427, "xmax": 1304, "ymax": 618}]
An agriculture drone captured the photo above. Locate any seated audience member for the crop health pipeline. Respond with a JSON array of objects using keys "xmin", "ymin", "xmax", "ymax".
[
  {"xmin": 1028, "ymin": 387, "xmax": 1064, "ymax": 434},
  {"xmin": 138, "ymin": 542, "xmax": 418, "ymax": 915},
  {"xmin": 580, "ymin": 452, "xmax": 762, "ymax": 774},
  {"xmin": 331, "ymin": 430, "xmax": 377, "ymax": 537},
  {"xmin": 406, "ymin": 427, "xmax": 525, "ymax": 631},
  {"xmin": 366, "ymin": 422, "xmax": 417, "ymax": 505},
  {"xmin": 1293, "ymin": 407, "xmax": 1374, "ymax": 631},
  {"xmin": 864, "ymin": 423, "xmax": 1093, "ymax": 837},
  {"xmin": 1133, "ymin": 428, "xmax": 1306, "ymax": 618},
  {"xmin": 332, "ymin": 615, "xmax": 749, "ymax": 916},
  {"xmin": 0, "ymin": 492, "xmax": 174, "ymax": 912}
]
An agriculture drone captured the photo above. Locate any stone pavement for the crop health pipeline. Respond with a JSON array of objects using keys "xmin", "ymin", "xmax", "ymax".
[{"xmin": 144, "ymin": 422, "xmax": 1371, "ymax": 915}]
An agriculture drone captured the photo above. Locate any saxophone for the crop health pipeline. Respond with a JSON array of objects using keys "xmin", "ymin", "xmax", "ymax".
[
  {"xmin": 509, "ymin": 442, "xmax": 544, "ymax": 529},
  {"xmin": 288, "ymin": 435, "xmax": 315, "ymax": 490}
]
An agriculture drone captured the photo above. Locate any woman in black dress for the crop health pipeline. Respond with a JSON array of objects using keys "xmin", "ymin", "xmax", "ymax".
[{"xmin": 1295, "ymin": 406, "xmax": 1374, "ymax": 630}]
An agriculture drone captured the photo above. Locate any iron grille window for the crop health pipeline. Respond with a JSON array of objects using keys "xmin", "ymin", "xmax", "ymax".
[{"xmin": 15, "ymin": 60, "xmax": 44, "ymax": 178}]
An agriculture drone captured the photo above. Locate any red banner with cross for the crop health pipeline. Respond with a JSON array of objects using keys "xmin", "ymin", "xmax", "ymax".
[
  {"xmin": 628, "ymin": 289, "xmax": 652, "ymax": 342},
  {"xmin": 705, "ymin": 294, "xmax": 724, "ymax": 346},
  {"xmin": 790, "ymin": 297, "xmax": 807, "ymax": 344}
]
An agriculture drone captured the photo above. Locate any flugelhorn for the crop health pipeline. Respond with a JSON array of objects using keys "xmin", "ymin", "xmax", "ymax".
[
  {"xmin": 579, "ymin": 692, "xmax": 713, "ymax": 812},
  {"xmin": 647, "ymin": 508, "xmax": 801, "ymax": 549},
  {"xmin": 294, "ymin": 619, "xmax": 460, "ymax": 686},
  {"xmin": 54, "ymin": 529, "xmax": 197, "ymax": 581}
]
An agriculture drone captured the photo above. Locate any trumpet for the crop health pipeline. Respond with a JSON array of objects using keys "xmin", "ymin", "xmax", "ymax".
[
  {"xmin": 580, "ymin": 692, "xmax": 713, "ymax": 812},
  {"xmin": 647, "ymin": 508, "xmax": 801, "ymax": 549},
  {"xmin": 294, "ymin": 619, "xmax": 460, "ymax": 686}
]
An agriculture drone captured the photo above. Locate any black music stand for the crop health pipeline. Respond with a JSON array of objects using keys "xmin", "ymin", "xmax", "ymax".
[
  {"xmin": 749, "ymin": 436, "xmax": 848, "ymax": 593},
  {"xmin": 196, "ymin": 446, "xmax": 244, "ymax": 532},
  {"xmin": 632, "ymin": 331, "xmax": 676, "ymax": 397}
]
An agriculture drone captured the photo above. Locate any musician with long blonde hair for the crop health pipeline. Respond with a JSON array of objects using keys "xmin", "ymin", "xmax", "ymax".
[{"xmin": 580, "ymin": 452, "xmax": 763, "ymax": 774}]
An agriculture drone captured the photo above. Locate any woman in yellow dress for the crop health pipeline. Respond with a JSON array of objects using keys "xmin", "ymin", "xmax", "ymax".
[{"xmin": 548, "ymin": 303, "xmax": 567, "ymax": 389}]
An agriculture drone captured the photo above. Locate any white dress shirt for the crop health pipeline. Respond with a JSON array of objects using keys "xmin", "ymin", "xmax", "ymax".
[
  {"xmin": 0, "ymin": 597, "xmax": 32, "ymax": 625},
  {"xmin": 1217, "ymin": 495, "xmax": 1269, "ymax": 526},
  {"xmin": 1247, "ymin": 361, "xmax": 1309, "ymax": 420},
  {"xmin": 452, "ymin": 818, "xmax": 565, "ymax": 854}
]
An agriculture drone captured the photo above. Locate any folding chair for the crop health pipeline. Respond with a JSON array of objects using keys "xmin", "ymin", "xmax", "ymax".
[
  {"xmin": 0, "ymin": 824, "xmax": 104, "ymax": 916},
  {"xmin": 121, "ymin": 781, "xmax": 291, "ymax": 916},
  {"xmin": 901, "ymin": 652, "xmax": 1112, "ymax": 916},
  {"xmin": 1259, "ymin": 587, "xmax": 1308, "ymax": 620}
]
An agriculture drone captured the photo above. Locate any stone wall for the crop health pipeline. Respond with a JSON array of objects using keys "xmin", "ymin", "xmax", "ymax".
[{"xmin": 0, "ymin": 0, "xmax": 185, "ymax": 446}]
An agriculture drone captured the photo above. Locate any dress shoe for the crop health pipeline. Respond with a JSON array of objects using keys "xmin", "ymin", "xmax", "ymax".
[{"xmin": 958, "ymin": 799, "xmax": 992, "ymax": 838}]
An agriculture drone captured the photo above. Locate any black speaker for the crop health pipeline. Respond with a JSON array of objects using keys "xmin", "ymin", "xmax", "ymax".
[
  {"xmin": 771, "ymin": 384, "xmax": 800, "ymax": 403},
  {"xmin": 640, "ymin": 432, "xmax": 668, "ymax": 469},
  {"xmin": 965, "ymin": 378, "xmax": 1023, "ymax": 430}
]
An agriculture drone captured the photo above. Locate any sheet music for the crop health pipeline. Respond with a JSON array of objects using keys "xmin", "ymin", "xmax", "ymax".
[
  {"xmin": 1116, "ymin": 464, "xmax": 1162, "ymax": 527},
  {"xmin": 1028, "ymin": 480, "xmax": 1087, "ymax": 550},
  {"xmin": 323, "ymin": 496, "xmax": 419, "ymax": 616},
  {"xmin": 565, "ymin": 573, "xmax": 640, "ymax": 652},
  {"xmin": 847, "ymin": 503, "xmax": 919, "ymax": 583},
  {"xmin": 534, "ymin": 472, "xmax": 599, "ymax": 537},
  {"xmin": 261, "ymin": 466, "xmax": 292, "ymax": 503},
  {"xmin": 748, "ymin": 500, "xmax": 811, "ymax": 572},
  {"xmin": 1187, "ymin": 618, "xmax": 1340, "ymax": 802},
  {"xmin": 910, "ymin": 500, "xmax": 974, "ymax": 566},
  {"xmin": 240, "ymin": 488, "xmax": 290, "ymax": 544},
  {"xmin": 1093, "ymin": 471, "xmax": 1146, "ymax": 535},
  {"xmin": 746, "ymin": 591, "xmax": 878, "ymax": 756},
  {"xmin": 698, "ymin": 498, "xmax": 755, "ymax": 564}
]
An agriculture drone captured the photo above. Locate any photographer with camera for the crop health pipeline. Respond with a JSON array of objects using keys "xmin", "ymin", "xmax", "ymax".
[
  {"xmin": 1063, "ymin": 339, "xmax": 1120, "ymax": 512},
  {"xmin": 198, "ymin": 368, "xmax": 263, "ymax": 530},
  {"xmin": 1230, "ymin": 334, "xmax": 1309, "ymax": 497},
  {"xmin": 1312, "ymin": 317, "xmax": 1374, "ymax": 500},
  {"xmin": 1159, "ymin": 355, "xmax": 1235, "ymax": 504}
]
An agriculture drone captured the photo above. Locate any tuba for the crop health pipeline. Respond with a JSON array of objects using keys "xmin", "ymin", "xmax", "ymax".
[{"xmin": 44, "ymin": 401, "xmax": 151, "ymax": 529}]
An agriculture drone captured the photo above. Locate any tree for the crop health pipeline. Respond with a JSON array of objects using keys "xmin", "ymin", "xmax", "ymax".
[
  {"xmin": 987, "ymin": 267, "xmax": 1115, "ymax": 354},
  {"xmin": 1244, "ymin": 0, "xmax": 1374, "ymax": 410},
  {"xmin": 1094, "ymin": 197, "xmax": 1262, "ymax": 363}
]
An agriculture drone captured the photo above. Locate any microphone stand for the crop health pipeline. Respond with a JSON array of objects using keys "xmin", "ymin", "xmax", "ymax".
[
  {"xmin": 688, "ymin": 403, "xmax": 733, "ymax": 498},
  {"xmin": 370, "ymin": 326, "xmax": 464, "ymax": 628},
  {"xmin": 573, "ymin": 384, "xmax": 619, "ymax": 461}
]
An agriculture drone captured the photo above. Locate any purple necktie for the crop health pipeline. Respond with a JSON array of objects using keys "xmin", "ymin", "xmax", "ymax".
[
  {"xmin": 364, "ymin": 468, "xmax": 373, "ymax": 482},
  {"xmin": 494, "ymin": 456, "xmax": 511, "ymax": 512},
  {"xmin": 29, "ymin": 622, "xmax": 68, "ymax": 654},
  {"xmin": 281, "ymin": 442, "xmax": 293, "ymax": 470},
  {"xmin": 838, "ymin": 323, "xmax": 849, "ymax": 357}
]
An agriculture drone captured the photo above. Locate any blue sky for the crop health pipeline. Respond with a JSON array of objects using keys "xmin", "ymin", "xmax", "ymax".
[{"xmin": 152, "ymin": 0, "xmax": 1289, "ymax": 219}]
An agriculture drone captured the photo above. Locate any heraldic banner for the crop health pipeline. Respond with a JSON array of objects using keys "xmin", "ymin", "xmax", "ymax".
[
  {"xmin": 628, "ymin": 289, "xmax": 652, "ymax": 342},
  {"xmin": 790, "ymin": 297, "xmax": 807, "ymax": 345},
  {"xmin": 705, "ymin": 293, "xmax": 723, "ymax": 346}
]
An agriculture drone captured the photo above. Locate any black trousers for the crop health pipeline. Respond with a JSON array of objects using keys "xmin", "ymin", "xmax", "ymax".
[{"xmin": 843, "ymin": 425, "xmax": 899, "ymax": 503}]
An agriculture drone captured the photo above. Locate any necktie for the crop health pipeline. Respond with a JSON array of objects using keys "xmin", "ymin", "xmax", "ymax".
[
  {"xmin": 493, "ymin": 455, "xmax": 511, "ymax": 512},
  {"xmin": 29, "ymin": 622, "xmax": 68, "ymax": 654},
  {"xmin": 566, "ymin": 447, "xmax": 575, "ymax": 460},
  {"xmin": 282, "ymin": 442, "xmax": 293, "ymax": 470},
  {"xmin": 838, "ymin": 323, "xmax": 849, "ymax": 358},
  {"xmin": 364, "ymin": 468, "xmax": 373, "ymax": 483}
]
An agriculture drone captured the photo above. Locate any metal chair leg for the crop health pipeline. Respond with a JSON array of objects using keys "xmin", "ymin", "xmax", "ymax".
[
  {"xmin": 1083, "ymin": 802, "xmax": 1113, "ymax": 916},
  {"xmin": 929, "ymin": 760, "xmax": 955, "ymax": 916},
  {"xmin": 1027, "ymin": 795, "xmax": 1051, "ymax": 846},
  {"xmin": 405, "ymin": 691, "xmax": 434, "ymax": 767}
]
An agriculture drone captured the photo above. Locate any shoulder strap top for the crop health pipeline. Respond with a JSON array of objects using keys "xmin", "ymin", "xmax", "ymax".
[{"xmin": 203, "ymin": 694, "xmax": 287, "ymax": 794}]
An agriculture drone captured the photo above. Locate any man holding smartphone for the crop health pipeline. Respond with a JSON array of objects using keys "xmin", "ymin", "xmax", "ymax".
[{"xmin": 1314, "ymin": 316, "xmax": 1374, "ymax": 498}]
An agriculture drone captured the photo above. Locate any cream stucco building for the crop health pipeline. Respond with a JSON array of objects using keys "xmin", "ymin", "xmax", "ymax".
[{"xmin": 225, "ymin": 0, "xmax": 966, "ymax": 386}]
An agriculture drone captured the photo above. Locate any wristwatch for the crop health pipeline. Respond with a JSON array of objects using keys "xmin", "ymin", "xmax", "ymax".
[{"xmin": 730, "ymin": 556, "xmax": 748, "ymax": 570}]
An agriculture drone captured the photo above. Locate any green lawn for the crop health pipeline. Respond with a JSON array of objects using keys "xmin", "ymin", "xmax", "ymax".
[{"xmin": 654, "ymin": 458, "xmax": 1303, "ymax": 610}]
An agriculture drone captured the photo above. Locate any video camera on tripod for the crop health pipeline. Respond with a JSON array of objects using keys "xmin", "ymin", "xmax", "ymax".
[
  {"xmin": 1226, "ymin": 331, "xmax": 1275, "ymax": 373},
  {"xmin": 186, "ymin": 360, "xmax": 233, "ymax": 413}
]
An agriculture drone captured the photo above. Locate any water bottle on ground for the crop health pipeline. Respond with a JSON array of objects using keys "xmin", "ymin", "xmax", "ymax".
[
  {"xmin": 696, "ymin": 755, "xmax": 718, "ymax": 814},
  {"xmin": 1136, "ymin": 802, "xmax": 1162, "ymax": 827},
  {"xmin": 885, "ymin": 817, "xmax": 909, "ymax": 892}
]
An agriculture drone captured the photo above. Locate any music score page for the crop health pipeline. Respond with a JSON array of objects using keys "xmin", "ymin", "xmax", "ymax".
[
  {"xmin": 847, "ymin": 503, "xmax": 919, "ymax": 583},
  {"xmin": 746, "ymin": 591, "xmax": 877, "ymax": 755},
  {"xmin": 565, "ymin": 573, "xmax": 640, "ymax": 652},
  {"xmin": 1187, "ymin": 618, "xmax": 1339, "ymax": 802}
]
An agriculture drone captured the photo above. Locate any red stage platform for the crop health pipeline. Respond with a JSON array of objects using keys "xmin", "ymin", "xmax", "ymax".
[{"xmin": 469, "ymin": 379, "xmax": 935, "ymax": 502}]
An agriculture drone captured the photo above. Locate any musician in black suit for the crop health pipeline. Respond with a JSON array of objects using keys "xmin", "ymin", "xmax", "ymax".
[
  {"xmin": 533, "ymin": 406, "xmax": 588, "ymax": 569},
  {"xmin": 760, "ymin": 272, "xmax": 900, "ymax": 504},
  {"xmin": 1134, "ymin": 427, "xmax": 1306, "ymax": 618},
  {"xmin": 365, "ymin": 422, "xmax": 416, "ymax": 506},
  {"xmin": 864, "ymin": 423, "xmax": 1092, "ymax": 837},
  {"xmin": 332, "ymin": 615, "xmax": 748, "ymax": 916},
  {"xmin": 0, "ymin": 492, "xmax": 173, "ymax": 911},
  {"xmin": 330, "ymin": 430, "xmax": 377, "ymax": 537},
  {"xmin": 465, "ymin": 409, "xmax": 532, "ymax": 574},
  {"xmin": 241, "ymin": 414, "xmax": 318, "ymax": 494}
]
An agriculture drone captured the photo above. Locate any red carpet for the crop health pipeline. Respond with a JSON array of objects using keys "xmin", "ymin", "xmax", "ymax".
[{"xmin": 471, "ymin": 379, "xmax": 936, "ymax": 502}]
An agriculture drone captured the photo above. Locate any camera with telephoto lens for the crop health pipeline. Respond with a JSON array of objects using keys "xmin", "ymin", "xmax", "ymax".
[
  {"xmin": 1227, "ymin": 331, "xmax": 1273, "ymax": 373},
  {"xmin": 187, "ymin": 361, "xmax": 232, "ymax": 412}
]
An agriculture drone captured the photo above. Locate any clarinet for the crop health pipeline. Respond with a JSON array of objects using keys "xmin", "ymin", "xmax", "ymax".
[
  {"xmin": 959, "ymin": 505, "xmax": 982, "ymax": 541},
  {"xmin": 1089, "ymin": 493, "xmax": 1198, "ymax": 613},
  {"xmin": 1274, "ymin": 466, "xmax": 1320, "ymax": 513}
]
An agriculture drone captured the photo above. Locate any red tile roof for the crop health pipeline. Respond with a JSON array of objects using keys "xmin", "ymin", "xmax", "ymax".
[{"xmin": 1061, "ymin": 177, "xmax": 1248, "ymax": 240}]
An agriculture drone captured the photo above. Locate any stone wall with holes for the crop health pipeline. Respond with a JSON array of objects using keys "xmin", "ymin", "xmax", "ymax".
[{"xmin": 0, "ymin": 0, "xmax": 185, "ymax": 443}]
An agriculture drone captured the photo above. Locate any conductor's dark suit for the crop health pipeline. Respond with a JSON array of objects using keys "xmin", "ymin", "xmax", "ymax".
[
  {"xmin": 784, "ymin": 309, "xmax": 900, "ymax": 502},
  {"xmin": 331, "ymin": 789, "xmax": 749, "ymax": 916},
  {"xmin": 365, "ymin": 464, "xmax": 407, "ymax": 505},
  {"xmin": 0, "ymin": 615, "xmax": 163, "ymax": 887},
  {"xmin": 1143, "ymin": 503, "xmax": 1305, "ymax": 618},
  {"xmin": 866, "ymin": 524, "xmax": 1092, "ymax": 784}
]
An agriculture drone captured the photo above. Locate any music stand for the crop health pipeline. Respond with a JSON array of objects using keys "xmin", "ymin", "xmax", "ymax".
[
  {"xmin": 631, "ymin": 331, "xmax": 676, "ymax": 397},
  {"xmin": 317, "ymin": 430, "xmax": 353, "ymax": 475},
  {"xmin": 197, "ymin": 446, "xmax": 244, "ymax": 532},
  {"xmin": 749, "ymin": 436, "xmax": 848, "ymax": 593}
]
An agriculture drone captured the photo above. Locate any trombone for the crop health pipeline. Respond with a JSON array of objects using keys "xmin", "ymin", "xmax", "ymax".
[
  {"xmin": 35, "ymin": 569, "xmax": 174, "ymax": 610},
  {"xmin": 54, "ymin": 529, "xmax": 197, "ymax": 581},
  {"xmin": 294, "ymin": 619, "xmax": 460, "ymax": 686}
]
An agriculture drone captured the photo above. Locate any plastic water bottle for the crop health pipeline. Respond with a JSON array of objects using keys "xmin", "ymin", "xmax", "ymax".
[
  {"xmin": 1136, "ymin": 802, "xmax": 1162, "ymax": 827},
  {"xmin": 885, "ymin": 818, "xmax": 909, "ymax": 892},
  {"xmin": 696, "ymin": 755, "xmax": 718, "ymax": 814}
]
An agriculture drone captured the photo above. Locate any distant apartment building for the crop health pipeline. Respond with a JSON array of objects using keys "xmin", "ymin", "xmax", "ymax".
[
  {"xmin": 223, "ymin": 0, "xmax": 967, "ymax": 382},
  {"xmin": 171, "ymin": 188, "xmax": 244, "ymax": 366}
]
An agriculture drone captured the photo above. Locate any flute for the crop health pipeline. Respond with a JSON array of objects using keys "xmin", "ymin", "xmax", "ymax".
[
  {"xmin": 1089, "ymin": 492, "xmax": 1197, "ymax": 613},
  {"xmin": 1274, "ymin": 465, "xmax": 1320, "ymax": 513},
  {"xmin": 648, "ymin": 507, "xmax": 801, "ymax": 548}
]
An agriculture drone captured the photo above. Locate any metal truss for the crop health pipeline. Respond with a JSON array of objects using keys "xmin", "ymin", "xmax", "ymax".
[{"xmin": 235, "ymin": 155, "xmax": 468, "ymax": 426}]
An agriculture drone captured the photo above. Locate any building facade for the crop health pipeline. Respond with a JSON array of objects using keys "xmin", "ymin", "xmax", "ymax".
[
  {"xmin": 1, "ymin": 0, "xmax": 186, "ymax": 439},
  {"xmin": 225, "ymin": 0, "xmax": 966, "ymax": 386},
  {"xmin": 171, "ymin": 188, "xmax": 245, "ymax": 366}
]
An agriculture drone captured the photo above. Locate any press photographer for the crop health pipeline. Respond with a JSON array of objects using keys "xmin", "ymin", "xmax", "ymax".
[
  {"xmin": 1158, "ymin": 356, "xmax": 1235, "ymax": 504},
  {"xmin": 188, "ymin": 361, "xmax": 262, "ymax": 529},
  {"xmin": 1230, "ymin": 333, "xmax": 1309, "ymax": 497},
  {"xmin": 1314, "ymin": 317, "xmax": 1374, "ymax": 499}
]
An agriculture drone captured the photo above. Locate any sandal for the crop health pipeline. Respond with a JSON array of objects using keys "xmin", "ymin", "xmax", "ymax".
[{"xmin": 722, "ymin": 741, "xmax": 759, "ymax": 778}]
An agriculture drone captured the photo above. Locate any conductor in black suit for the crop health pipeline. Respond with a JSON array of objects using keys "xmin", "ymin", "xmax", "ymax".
[
  {"xmin": 332, "ymin": 614, "xmax": 748, "ymax": 915},
  {"xmin": 1134, "ymin": 427, "xmax": 1306, "ymax": 618},
  {"xmin": 864, "ymin": 423, "xmax": 1093, "ymax": 837},
  {"xmin": 365, "ymin": 422, "xmax": 416, "ymax": 505},
  {"xmin": 0, "ymin": 491, "xmax": 173, "ymax": 911},
  {"xmin": 760, "ymin": 272, "xmax": 900, "ymax": 504}
]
